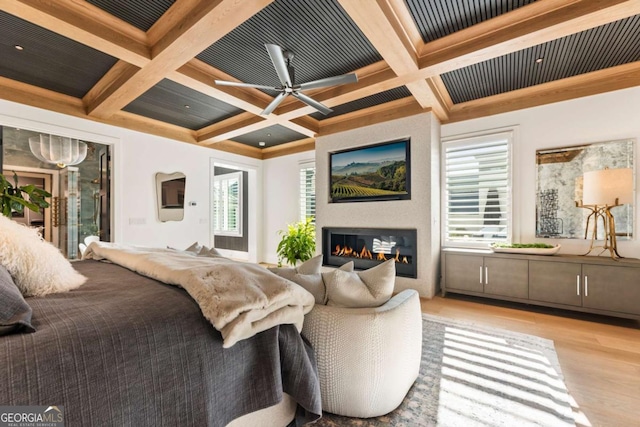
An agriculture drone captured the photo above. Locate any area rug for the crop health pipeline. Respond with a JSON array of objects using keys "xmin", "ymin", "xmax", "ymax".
[{"xmin": 314, "ymin": 314, "xmax": 576, "ymax": 426}]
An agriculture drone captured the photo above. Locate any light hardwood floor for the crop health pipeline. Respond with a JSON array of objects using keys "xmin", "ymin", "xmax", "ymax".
[{"xmin": 420, "ymin": 295, "xmax": 640, "ymax": 427}]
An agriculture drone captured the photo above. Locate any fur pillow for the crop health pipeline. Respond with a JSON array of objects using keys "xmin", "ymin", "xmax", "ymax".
[
  {"xmin": 0, "ymin": 215, "xmax": 86, "ymax": 297},
  {"xmin": 324, "ymin": 259, "xmax": 396, "ymax": 308},
  {"xmin": 0, "ymin": 264, "xmax": 35, "ymax": 335}
]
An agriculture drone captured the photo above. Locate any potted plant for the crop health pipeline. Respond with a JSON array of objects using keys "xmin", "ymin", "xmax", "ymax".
[
  {"xmin": 0, "ymin": 172, "xmax": 51, "ymax": 218},
  {"xmin": 276, "ymin": 217, "xmax": 316, "ymax": 266}
]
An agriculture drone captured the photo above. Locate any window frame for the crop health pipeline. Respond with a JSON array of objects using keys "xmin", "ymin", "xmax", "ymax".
[
  {"xmin": 441, "ymin": 128, "xmax": 515, "ymax": 248},
  {"xmin": 299, "ymin": 160, "xmax": 316, "ymax": 223},
  {"xmin": 213, "ymin": 171, "xmax": 243, "ymax": 237}
]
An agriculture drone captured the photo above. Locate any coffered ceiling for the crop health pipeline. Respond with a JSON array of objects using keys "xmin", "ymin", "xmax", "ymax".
[{"xmin": 1, "ymin": 0, "xmax": 639, "ymax": 160}]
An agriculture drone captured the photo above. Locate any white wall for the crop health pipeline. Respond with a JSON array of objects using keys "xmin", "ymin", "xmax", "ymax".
[
  {"xmin": 442, "ymin": 87, "xmax": 640, "ymax": 259},
  {"xmin": 316, "ymin": 113, "xmax": 441, "ymax": 298},
  {"xmin": 0, "ymin": 100, "xmax": 263, "ymax": 259},
  {"xmin": 262, "ymin": 150, "xmax": 315, "ymax": 265}
]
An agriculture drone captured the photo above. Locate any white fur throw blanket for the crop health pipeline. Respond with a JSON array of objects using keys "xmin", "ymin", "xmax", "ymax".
[{"xmin": 83, "ymin": 242, "xmax": 315, "ymax": 348}]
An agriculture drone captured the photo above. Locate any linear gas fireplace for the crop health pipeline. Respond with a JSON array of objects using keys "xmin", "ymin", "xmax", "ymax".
[{"xmin": 322, "ymin": 227, "xmax": 417, "ymax": 278}]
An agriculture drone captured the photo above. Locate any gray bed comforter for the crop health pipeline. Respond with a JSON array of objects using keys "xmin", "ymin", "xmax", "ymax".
[{"xmin": 0, "ymin": 260, "xmax": 322, "ymax": 426}]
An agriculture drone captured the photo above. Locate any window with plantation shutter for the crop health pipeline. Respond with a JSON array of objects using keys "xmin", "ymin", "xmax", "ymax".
[
  {"xmin": 443, "ymin": 130, "xmax": 513, "ymax": 247},
  {"xmin": 299, "ymin": 162, "xmax": 315, "ymax": 223},
  {"xmin": 213, "ymin": 171, "xmax": 242, "ymax": 237}
]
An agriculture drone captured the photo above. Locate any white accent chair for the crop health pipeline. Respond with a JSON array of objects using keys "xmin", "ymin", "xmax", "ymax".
[{"xmin": 301, "ymin": 289, "xmax": 422, "ymax": 418}]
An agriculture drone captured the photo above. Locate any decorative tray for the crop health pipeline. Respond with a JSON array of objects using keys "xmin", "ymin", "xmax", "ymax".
[{"xmin": 490, "ymin": 244, "xmax": 561, "ymax": 256}]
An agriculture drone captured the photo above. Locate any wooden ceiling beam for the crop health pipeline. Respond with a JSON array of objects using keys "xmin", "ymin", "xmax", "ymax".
[
  {"xmin": 199, "ymin": 140, "xmax": 263, "ymax": 159},
  {"xmin": 261, "ymin": 138, "xmax": 315, "ymax": 160},
  {"xmin": 84, "ymin": 0, "xmax": 273, "ymax": 119},
  {"xmin": 0, "ymin": 0, "xmax": 150, "ymax": 67},
  {"xmin": 417, "ymin": 0, "xmax": 640, "ymax": 76},
  {"xmin": 336, "ymin": 0, "xmax": 448, "ymax": 121},
  {"xmin": 446, "ymin": 61, "xmax": 640, "ymax": 123},
  {"xmin": 318, "ymin": 97, "xmax": 425, "ymax": 136},
  {"xmin": 0, "ymin": 76, "xmax": 197, "ymax": 144}
]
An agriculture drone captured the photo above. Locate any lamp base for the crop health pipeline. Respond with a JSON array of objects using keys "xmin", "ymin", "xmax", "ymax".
[{"xmin": 579, "ymin": 203, "xmax": 624, "ymax": 260}]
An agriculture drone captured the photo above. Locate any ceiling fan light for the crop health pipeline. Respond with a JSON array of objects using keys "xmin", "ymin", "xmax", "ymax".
[{"xmin": 28, "ymin": 134, "xmax": 88, "ymax": 168}]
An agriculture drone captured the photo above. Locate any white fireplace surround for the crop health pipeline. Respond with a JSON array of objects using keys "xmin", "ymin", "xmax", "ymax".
[{"xmin": 315, "ymin": 112, "xmax": 441, "ymax": 298}]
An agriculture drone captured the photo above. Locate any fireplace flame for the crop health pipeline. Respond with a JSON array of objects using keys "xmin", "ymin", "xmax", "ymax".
[{"xmin": 332, "ymin": 244, "xmax": 410, "ymax": 264}]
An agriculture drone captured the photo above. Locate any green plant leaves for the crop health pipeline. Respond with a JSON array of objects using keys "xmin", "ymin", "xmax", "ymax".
[
  {"xmin": 277, "ymin": 217, "xmax": 316, "ymax": 266},
  {"xmin": 0, "ymin": 172, "xmax": 52, "ymax": 218}
]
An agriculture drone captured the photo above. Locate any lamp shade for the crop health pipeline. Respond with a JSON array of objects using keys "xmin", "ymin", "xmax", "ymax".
[
  {"xmin": 28, "ymin": 134, "xmax": 87, "ymax": 168},
  {"xmin": 582, "ymin": 168, "xmax": 634, "ymax": 206}
]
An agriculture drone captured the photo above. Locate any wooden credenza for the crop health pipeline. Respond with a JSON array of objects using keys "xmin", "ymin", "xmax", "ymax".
[{"xmin": 441, "ymin": 249, "xmax": 640, "ymax": 319}]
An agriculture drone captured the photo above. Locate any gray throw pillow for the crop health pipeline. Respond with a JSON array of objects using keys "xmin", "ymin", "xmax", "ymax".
[
  {"xmin": 324, "ymin": 259, "xmax": 396, "ymax": 308},
  {"xmin": 197, "ymin": 246, "xmax": 224, "ymax": 258},
  {"xmin": 0, "ymin": 264, "xmax": 35, "ymax": 336}
]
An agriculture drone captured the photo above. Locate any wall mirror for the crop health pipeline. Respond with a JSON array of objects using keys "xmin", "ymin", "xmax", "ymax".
[
  {"xmin": 536, "ymin": 139, "xmax": 635, "ymax": 239},
  {"xmin": 156, "ymin": 172, "xmax": 186, "ymax": 222}
]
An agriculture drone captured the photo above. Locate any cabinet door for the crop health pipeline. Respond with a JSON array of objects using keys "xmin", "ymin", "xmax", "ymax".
[
  {"xmin": 445, "ymin": 254, "xmax": 484, "ymax": 293},
  {"xmin": 582, "ymin": 264, "xmax": 640, "ymax": 316},
  {"xmin": 483, "ymin": 257, "xmax": 528, "ymax": 299},
  {"xmin": 529, "ymin": 261, "xmax": 582, "ymax": 306}
]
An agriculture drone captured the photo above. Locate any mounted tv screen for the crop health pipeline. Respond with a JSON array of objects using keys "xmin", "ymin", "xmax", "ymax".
[{"xmin": 330, "ymin": 138, "xmax": 411, "ymax": 203}]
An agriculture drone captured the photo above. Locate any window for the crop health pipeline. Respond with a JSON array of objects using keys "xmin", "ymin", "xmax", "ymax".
[
  {"xmin": 443, "ymin": 130, "xmax": 513, "ymax": 247},
  {"xmin": 299, "ymin": 161, "xmax": 316, "ymax": 223},
  {"xmin": 213, "ymin": 171, "xmax": 242, "ymax": 237}
]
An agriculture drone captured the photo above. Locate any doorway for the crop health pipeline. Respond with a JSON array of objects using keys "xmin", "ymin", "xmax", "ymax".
[{"xmin": 1, "ymin": 125, "xmax": 112, "ymax": 259}]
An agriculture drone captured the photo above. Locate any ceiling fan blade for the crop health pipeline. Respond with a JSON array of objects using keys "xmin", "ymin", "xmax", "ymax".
[
  {"xmin": 292, "ymin": 92, "xmax": 333, "ymax": 115},
  {"xmin": 214, "ymin": 80, "xmax": 278, "ymax": 91},
  {"xmin": 265, "ymin": 44, "xmax": 292, "ymax": 87},
  {"xmin": 261, "ymin": 92, "xmax": 288, "ymax": 115},
  {"xmin": 297, "ymin": 73, "xmax": 358, "ymax": 91}
]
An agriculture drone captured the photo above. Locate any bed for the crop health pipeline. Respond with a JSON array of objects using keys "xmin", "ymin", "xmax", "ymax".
[{"xmin": 0, "ymin": 259, "xmax": 322, "ymax": 426}]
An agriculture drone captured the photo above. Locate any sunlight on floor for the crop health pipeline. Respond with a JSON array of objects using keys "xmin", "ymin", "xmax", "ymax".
[{"xmin": 437, "ymin": 326, "xmax": 590, "ymax": 427}]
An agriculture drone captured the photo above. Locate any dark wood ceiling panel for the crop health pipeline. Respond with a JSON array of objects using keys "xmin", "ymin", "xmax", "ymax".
[
  {"xmin": 310, "ymin": 86, "xmax": 412, "ymax": 120},
  {"xmin": 86, "ymin": 0, "xmax": 175, "ymax": 31},
  {"xmin": 197, "ymin": 0, "xmax": 382, "ymax": 92},
  {"xmin": 123, "ymin": 79, "xmax": 243, "ymax": 130},
  {"xmin": 405, "ymin": 0, "xmax": 536, "ymax": 43},
  {"xmin": 442, "ymin": 16, "xmax": 640, "ymax": 104},
  {"xmin": 231, "ymin": 124, "xmax": 307, "ymax": 148},
  {"xmin": 0, "ymin": 11, "xmax": 118, "ymax": 98}
]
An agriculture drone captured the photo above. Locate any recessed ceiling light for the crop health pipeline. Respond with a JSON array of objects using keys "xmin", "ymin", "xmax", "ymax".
[
  {"xmin": 258, "ymin": 141, "xmax": 266, "ymax": 147},
  {"xmin": 184, "ymin": 104, "xmax": 190, "ymax": 109},
  {"xmin": 535, "ymin": 58, "xmax": 544, "ymax": 64},
  {"xmin": 14, "ymin": 45, "xmax": 24, "ymax": 51},
  {"xmin": 267, "ymin": 133, "xmax": 271, "ymax": 137}
]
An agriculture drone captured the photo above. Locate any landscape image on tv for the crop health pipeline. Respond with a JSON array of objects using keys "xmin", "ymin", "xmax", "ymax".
[{"xmin": 330, "ymin": 139, "xmax": 409, "ymax": 202}]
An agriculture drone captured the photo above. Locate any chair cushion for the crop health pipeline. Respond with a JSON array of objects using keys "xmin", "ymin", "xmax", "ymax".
[{"xmin": 324, "ymin": 259, "xmax": 395, "ymax": 308}]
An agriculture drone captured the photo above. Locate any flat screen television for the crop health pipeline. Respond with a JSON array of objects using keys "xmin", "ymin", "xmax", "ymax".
[{"xmin": 330, "ymin": 138, "xmax": 411, "ymax": 203}]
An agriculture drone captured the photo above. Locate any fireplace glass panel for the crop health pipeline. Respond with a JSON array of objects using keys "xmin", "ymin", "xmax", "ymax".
[{"xmin": 323, "ymin": 227, "xmax": 417, "ymax": 278}]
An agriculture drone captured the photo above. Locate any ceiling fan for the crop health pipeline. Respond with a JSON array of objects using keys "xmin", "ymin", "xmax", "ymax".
[{"xmin": 214, "ymin": 44, "xmax": 358, "ymax": 116}]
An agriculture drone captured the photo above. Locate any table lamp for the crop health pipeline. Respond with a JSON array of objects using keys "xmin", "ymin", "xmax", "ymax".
[{"xmin": 579, "ymin": 168, "xmax": 633, "ymax": 259}]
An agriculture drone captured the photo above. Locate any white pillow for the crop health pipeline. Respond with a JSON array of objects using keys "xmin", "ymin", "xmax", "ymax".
[
  {"xmin": 197, "ymin": 246, "xmax": 224, "ymax": 258},
  {"xmin": 324, "ymin": 259, "xmax": 396, "ymax": 308},
  {"xmin": 269, "ymin": 255, "xmax": 324, "ymax": 303},
  {"xmin": 270, "ymin": 257, "xmax": 354, "ymax": 304},
  {"xmin": 0, "ymin": 215, "xmax": 87, "ymax": 297}
]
